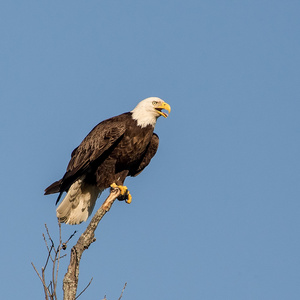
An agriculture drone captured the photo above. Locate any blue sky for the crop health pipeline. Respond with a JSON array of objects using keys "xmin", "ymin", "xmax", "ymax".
[{"xmin": 1, "ymin": 1, "xmax": 299, "ymax": 299}]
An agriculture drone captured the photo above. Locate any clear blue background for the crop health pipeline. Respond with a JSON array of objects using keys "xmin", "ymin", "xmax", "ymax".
[{"xmin": 1, "ymin": 1, "xmax": 299, "ymax": 299}]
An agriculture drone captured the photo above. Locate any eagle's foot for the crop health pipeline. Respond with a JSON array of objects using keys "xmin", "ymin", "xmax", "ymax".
[{"xmin": 110, "ymin": 183, "xmax": 132, "ymax": 204}]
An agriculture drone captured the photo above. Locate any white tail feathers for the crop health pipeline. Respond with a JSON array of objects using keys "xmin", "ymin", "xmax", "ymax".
[{"xmin": 56, "ymin": 176, "xmax": 102, "ymax": 225}]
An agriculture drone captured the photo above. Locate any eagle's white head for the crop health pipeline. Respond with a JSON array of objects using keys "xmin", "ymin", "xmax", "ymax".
[{"xmin": 131, "ymin": 97, "xmax": 171, "ymax": 128}]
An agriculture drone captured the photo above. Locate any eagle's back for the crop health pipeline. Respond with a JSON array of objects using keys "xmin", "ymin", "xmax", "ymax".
[{"xmin": 45, "ymin": 112, "xmax": 157, "ymax": 194}]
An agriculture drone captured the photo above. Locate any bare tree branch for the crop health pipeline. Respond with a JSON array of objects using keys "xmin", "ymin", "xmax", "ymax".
[
  {"xmin": 75, "ymin": 277, "xmax": 93, "ymax": 299},
  {"xmin": 34, "ymin": 187, "xmax": 126, "ymax": 299},
  {"xmin": 32, "ymin": 222, "xmax": 77, "ymax": 300},
  {"xmin": 118, "ymin": 282, "xmax": 127, "ymax": 300},
  {"xmin": 42, "ymin": 267, "xmax": 50, "ymax": 300},
  {"xmin": 43, "ymin": 232, "xmax": 54, "ymax": 265},
  {"xmin": 62, "ymin": 186, "xmax": 121, "ymax": 300},
  {"xmin": 31, "ymin": 262, "xmax": 51, "ymax": 300},
  {"xmin": 53, "ymin": 222, "xmax": 62, "ymax": 299}
]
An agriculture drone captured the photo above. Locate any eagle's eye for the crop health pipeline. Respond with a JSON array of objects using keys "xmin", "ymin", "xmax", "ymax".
[{"xmin": 152, "ymin": 101, "xmax": 157, "ymax": 105}]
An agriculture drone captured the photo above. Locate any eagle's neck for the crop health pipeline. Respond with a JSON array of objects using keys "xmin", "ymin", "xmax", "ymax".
[{"xmin": 130, "ymin": 110, "xmax": 157, "ymax": 128}]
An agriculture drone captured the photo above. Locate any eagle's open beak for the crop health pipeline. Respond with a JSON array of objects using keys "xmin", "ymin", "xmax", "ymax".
[{"xmin": 155, "ymin": 102, "xmax": 171, "ymax": 118}]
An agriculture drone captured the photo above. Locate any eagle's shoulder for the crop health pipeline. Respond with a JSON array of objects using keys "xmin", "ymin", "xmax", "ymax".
[{"xmin": 85, "ymin": 112, "xmax": 132, "ymax": 138}]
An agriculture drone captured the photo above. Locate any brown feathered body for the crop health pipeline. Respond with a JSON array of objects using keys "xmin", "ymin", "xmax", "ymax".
[{"xmin": 45, "ymin": 112, "xmax": 159, "ymax": 224}]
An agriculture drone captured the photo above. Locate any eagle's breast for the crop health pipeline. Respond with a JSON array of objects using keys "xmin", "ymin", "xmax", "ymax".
[{"xmin": 112, "ymin": 118, "xmax": 154, "ymax": 166}]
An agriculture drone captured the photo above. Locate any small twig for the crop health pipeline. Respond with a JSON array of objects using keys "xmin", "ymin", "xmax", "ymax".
[
  {"xmin": 45, "ymin": 224, "xmax": 56, "ymax": 254},
  {"xmin": 53, "ymin": 222, "xmax": 61, "ymax": 299},
  {"xmin": 42, "ymin": 267, "xmax": 50, "ymax": 300},
  {"xmin": 48, "ymin": 281, "xmax": 54, "ymax": 298},
  {"xmin": 52, "ymin": 250, "xmax": 56, "ymax": 298},
  {"xmin": 31, "ymin": 262, "xmax": 51, "ymax": 299},
  {"xmin": 118, "ymin": 282, "xmax": 127, "ymax": 300},
  {"xmin": 43, "ymin": 233, "xmax": 54, "ymax": 266},
  {"xmin": 43, "ymin": 233, "xmax": 51, "ymax": 258},
  {"xmin": 44, "ymin": 224, "xmax": 56, "ymax": 267},
  {"xmin": 59, "ymin": 254, "xmax": 67, "ymax": 260},
  {"xmin": 75, "ymin": 277, "xmax": 93, "ymax": 299},
  {"xmin": 61, "ymin": 229, "xmax": 77, "ymax": 250},
  {"xmin": 33, "ymin": 223, "xmax": 70, "ymax": 300},
  {"xmin": 66, "ymin": 230, "xmax": 78, "ymax": 244}
]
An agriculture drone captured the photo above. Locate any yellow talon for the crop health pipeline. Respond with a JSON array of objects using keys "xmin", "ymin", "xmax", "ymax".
[
  {"xmin": 110, "ymin": 183, "xmax": 132, "ymax": 204},
  {"xmin": 110, "ymin": 183, "xmax": 118, "ymax": 189},
  {"xmin": 120, "ymin": 185, "xmax": 128, "ymax": 195},
  {"xmin": 126, "ymin": 194, "xmax": 132, "ymax": 204}
]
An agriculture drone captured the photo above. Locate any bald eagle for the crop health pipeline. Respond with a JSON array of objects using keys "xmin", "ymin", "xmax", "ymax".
[{"xmin": 45, "ymin": 97, "xmax": 171, "ymax": 225}]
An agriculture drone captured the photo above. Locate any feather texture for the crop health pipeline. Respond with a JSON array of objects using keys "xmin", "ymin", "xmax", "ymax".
[
  {"xmin": 45, "ymin": 97, "xmax": 169, "ymax": 224},
  {"xmin": 56, "ymin": 176, "xmax": 102, "ymax": 225}
]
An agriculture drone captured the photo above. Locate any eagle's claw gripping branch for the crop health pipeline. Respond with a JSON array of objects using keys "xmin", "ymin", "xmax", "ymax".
[{"xmin": 110, "ymin": 183, "xmax": 132, "ymax": 204}]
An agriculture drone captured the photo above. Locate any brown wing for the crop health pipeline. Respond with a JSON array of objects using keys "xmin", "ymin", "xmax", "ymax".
[
  {"xmin": 67, "ymin": 123, "xmax": 126, "ymax": 174},
  {"xmin": 45, "ymin": 113, "xmax": 128, "ymax": 195},
  {"xmin": 129, "ymin": 133, "xmax": 159, "ymax": 176}
]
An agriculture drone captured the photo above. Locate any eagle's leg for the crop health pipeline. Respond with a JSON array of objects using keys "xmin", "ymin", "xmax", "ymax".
[{"xmin": 110, "ymin": 183, "xmax": 132, "ymax": 204}]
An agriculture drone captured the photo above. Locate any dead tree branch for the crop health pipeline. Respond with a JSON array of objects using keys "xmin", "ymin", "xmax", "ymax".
[
  {"xmin": 118, "ymin": 282, "xmax": 127, "ymax": 300},
  {"xmin": 32, "ymin": 223, "xmax": 76, "ymax": 300},
  {"xmin": 75, "ymin": 277, "xmax": 93, "ymax": 300},
  {"xmin": 62, "ymin": 186, "xmax": 121, "ymax": 300}
]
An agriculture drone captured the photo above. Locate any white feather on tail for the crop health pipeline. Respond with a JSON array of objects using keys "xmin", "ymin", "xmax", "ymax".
[{"xmin": 56, "ymin": 176, "xmax": 102, "ymax": 225}]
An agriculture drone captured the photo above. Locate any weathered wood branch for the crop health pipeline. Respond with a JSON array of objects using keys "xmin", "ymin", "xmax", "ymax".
[
  {"xmin": 63, "ymin": 187, "xmax": 121, "ymax": 300},
  {"xmin": 32, "ymin": 223, "xmax": 67, "ymax": 300}
]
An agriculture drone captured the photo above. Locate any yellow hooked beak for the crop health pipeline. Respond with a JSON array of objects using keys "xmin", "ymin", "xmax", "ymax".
[{"xmin": 155, "ymin": 102, "xmax": 171, "ymax": 118}]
